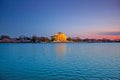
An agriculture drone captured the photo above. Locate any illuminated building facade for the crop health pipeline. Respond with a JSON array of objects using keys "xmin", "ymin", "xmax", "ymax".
[{"xmin": 52, "ymin": 32, "xmax": 67, "ymax": 42}]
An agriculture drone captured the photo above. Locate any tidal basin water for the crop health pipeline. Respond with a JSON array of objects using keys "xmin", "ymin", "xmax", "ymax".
[{"xmin": 0, "ymin": 43, "xmax": 120, "ymax": 80}]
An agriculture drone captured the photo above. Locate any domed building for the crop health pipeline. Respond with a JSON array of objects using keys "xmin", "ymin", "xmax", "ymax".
[{"xmin": 52, "ymin": 32, "xmax": 67, "ymax": 42}]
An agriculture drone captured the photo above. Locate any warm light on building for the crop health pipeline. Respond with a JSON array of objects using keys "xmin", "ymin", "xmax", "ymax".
[{"xmin": 52, "ymin": 32, "xmax": 67, "ymax": 42}]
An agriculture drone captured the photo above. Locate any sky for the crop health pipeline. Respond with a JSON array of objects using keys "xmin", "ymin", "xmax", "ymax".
[{"xmin": 0, "ymin": 0, "xmax": 120, "ymax": 39}]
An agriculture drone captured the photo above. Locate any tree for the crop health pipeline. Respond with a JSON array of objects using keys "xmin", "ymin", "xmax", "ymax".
[
  {"xmin": 1, "ymin": 35, "xmax": 10, "ymax": 39},
  {"xmin": 51, "ymin": 36, "xmax": 55, "ymax": 41},
  {"xmin": 67, "ymin": 37, "xmax": 72, "ymax": 42},
  {"xmin": 31, "ymin": 36, "xmax": 38, "ymax": 43},
  {"xmin": 39, "ymin": 37, "xmax": 50, "ymax": 42},
  {"xmin": 72, "ymin": 37, "xmax": 81, "ymax": 42}
]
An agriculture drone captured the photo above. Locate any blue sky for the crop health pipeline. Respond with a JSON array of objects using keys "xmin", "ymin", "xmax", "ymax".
[{"xmin": 0, "ymin": 0, "xmax": 120, "ymax": 38}]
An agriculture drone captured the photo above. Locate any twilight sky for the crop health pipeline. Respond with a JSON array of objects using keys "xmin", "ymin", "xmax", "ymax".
[{"xmin": 0, "ymin": 0, "xmax": 120, "ymax": 39}]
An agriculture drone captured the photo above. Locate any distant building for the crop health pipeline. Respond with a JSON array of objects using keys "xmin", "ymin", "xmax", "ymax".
[{"xmin": 52, "ymin": 32, "xmax": 67, "ymax": 42}]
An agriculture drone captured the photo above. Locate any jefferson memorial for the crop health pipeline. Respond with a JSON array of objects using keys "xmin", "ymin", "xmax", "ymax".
[{"xmin": 52, "ymin": 32, "xmax": 67, "ymax": 42}]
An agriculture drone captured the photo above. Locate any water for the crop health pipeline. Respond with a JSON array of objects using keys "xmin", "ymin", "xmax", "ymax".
[{"xmin": 0, "ymin": 43, "xmax": 120, "ymax": 80}]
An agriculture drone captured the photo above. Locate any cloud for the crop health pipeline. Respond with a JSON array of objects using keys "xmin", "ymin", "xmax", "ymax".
[{"xmin": 98, "ymin": 31, "xmax": 120, "ymax": 35}]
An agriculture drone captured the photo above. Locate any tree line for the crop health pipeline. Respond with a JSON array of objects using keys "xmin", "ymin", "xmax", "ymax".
[{"xmin": 0, "ymin": 35, "xmax": 120, "ymax": 43}]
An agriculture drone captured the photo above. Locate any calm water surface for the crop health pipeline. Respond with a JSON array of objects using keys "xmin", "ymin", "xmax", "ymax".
[{"xmin": 0, "ymin": 43, "xmax": 120, "ymax": 80}]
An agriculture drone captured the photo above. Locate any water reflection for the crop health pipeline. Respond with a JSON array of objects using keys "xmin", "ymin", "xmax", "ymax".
[
  {"xmin": 0, "ymin": 43, "xmax": 120, "ymax": 80},
  {"xmin": 55, "ymin": 43, "xmax": 66, "ymax": 58}
]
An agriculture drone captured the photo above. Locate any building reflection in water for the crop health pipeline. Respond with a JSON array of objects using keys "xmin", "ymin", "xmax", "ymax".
[{"xmin": 55, "ymin": 43, "xmax": 66, "ymax": 58}]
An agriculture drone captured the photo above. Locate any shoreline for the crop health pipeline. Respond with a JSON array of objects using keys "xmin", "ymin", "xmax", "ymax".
[{"xmin": 0, "ymin": 42, "xmax": 120, "ymax": 44}]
